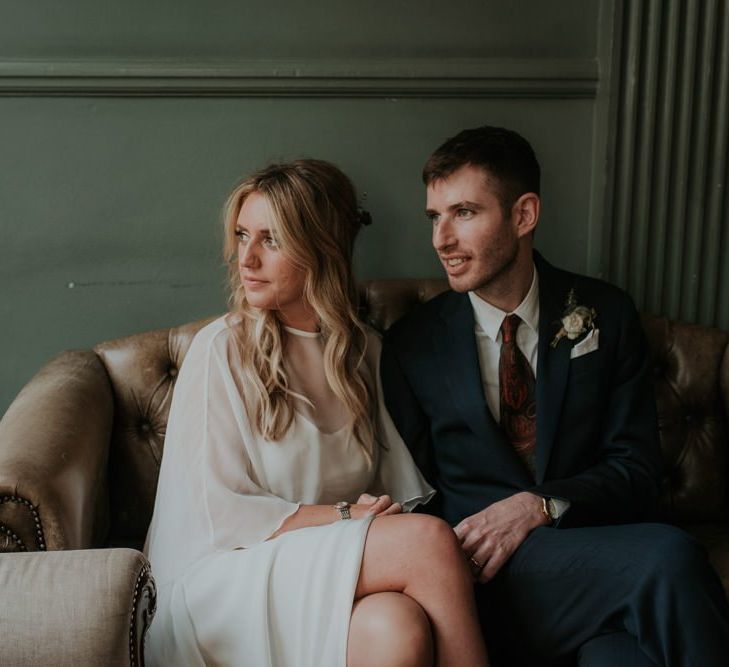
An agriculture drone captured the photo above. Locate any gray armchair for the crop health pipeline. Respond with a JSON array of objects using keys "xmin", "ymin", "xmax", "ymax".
[{"xmin": 0, "ymin": 348, "xmax": 155, "ymax": 666}]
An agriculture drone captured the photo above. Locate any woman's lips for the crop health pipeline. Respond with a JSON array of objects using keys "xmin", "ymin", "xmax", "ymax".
[{"xmin": 242, "ymin": 276, "xmax": 269, "ymax": 288}]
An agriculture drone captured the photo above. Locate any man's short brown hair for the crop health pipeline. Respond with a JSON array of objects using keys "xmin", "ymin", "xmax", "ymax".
[{"xmin": 423, "ymin": 125, "xmax": 541, "ymax": 213}]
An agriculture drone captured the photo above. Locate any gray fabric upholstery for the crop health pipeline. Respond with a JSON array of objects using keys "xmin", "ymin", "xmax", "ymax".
[{"xmin": 0, "ymin": 548, "xmax": 154, "ymax": 666}]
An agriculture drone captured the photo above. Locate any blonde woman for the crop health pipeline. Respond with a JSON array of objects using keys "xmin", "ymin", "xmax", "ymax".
[{"xmin": 144, "ymin": 159, "xmax": 489, "ymax": 667}]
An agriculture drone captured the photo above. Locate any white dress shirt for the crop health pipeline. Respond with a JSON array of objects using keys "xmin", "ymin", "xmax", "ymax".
[
  {"xmin": 468, "ymin": 266, "xmax": 569, "ymax": 518},
  {"xmin": 468, "ymin": 267, "xmax": 540, "ymax": 424}
]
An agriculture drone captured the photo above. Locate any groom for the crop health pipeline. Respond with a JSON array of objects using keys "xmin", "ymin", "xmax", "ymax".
[{"xmin": 381, "ymin": 125, "xmax": 729, "ymax": 665}]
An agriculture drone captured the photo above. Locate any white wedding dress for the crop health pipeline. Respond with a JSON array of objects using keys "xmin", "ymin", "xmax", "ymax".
[{"xmin": 144, "ymin": 316, "xmax": 434, "ymax": 667}]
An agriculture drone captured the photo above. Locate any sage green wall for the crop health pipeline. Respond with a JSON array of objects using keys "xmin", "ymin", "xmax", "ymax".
[
  {"xmin": 603, "ymin": 0, "xmax": 729, "ymax": 330},
  {"xmin": 0, "ymin": 1, "xmax": 607, "ymax": 416}
]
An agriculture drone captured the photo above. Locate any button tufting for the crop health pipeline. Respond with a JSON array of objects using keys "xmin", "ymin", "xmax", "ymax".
[
  {"xmin": 168, "ymin": 367, "xmax": 178, "ymax": 378},
  {"xmin": 140, "ymin": 422, "xmax": 151, "ymax": 433}
]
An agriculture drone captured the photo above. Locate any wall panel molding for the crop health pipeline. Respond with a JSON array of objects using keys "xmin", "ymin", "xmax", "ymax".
[
  {"xmin": 0, "ymin": 57, "xmax": 597, "ymax": 98},
  {"xmin": 604, "ymin": 0, "xmax": 729, "ymax": 329}
]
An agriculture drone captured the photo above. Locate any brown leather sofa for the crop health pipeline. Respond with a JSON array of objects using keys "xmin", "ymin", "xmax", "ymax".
[{"xmin": 1, "ymin": 279, "xmax": 728, "ymax": 665}]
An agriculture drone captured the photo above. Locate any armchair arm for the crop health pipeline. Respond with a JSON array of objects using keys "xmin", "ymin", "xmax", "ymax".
[
  {"xmin": 0, "ymin": 548, "xmax": 156, "ymax": 667},
  {"xmin": 0, "ymin": 350, "xmax": 114, "ymax": 551}
]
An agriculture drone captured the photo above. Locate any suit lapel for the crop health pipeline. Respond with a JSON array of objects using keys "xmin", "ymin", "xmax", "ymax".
[
  {"xmin": 535, "ymin": 254, "xmax": 574, "ymax": 482},
  {"xmin": 435, "ymin": 292, "xmax": 535, "ymax": 484},
  {"xmin": 435, "ymin": 293, "xmax": 495, "ymax": 442}
]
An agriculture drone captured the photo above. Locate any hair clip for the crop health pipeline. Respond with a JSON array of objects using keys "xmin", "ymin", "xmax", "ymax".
[{"xmin": 357, "ymin": 207, "xmax": 373, "ymax": 226}]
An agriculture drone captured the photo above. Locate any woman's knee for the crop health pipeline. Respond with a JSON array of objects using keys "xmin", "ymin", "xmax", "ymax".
[
  {"xmin": 358, "ymin": 514, "xmax": 467, "ymax": 598},
  {"xmin": 396, "ymin": 514, "xmax": 462, "ymax": 559},
  {"xmin": 405, "ymin": 514, "xmax": 470, "ymax": 576},
  {"xmin": 349, "ymin": 592, "xmax": 433, "ymax": 667}
]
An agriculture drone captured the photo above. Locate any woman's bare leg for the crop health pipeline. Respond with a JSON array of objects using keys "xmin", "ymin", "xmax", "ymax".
[
  {"xmin": 348, "ymin": 514, "xmax": 489, "ymax": 667},
  {"xmin": 348, "ymin": 592, "xmax": 433, "ymax": 667}
]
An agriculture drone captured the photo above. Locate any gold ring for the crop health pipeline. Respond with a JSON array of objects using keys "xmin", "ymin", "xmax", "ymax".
[{"xmin": 470, "ymin": 557, "xmax": 482, "ymax": 569}]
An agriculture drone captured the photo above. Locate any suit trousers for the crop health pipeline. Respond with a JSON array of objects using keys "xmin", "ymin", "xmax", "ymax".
[
  {"xmin": 577, "ymin": 631, "xmax": 656, "ymax": 666},
  {"xmin": 475, "ymin": 522, "xmax": 729, "ymax": 667}
]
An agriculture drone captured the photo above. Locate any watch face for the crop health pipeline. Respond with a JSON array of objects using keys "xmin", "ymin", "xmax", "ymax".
[
  {"xmin": 547, "ymin": 499, "xmax": 559, "ymax": 520},
  {"xmin": 335, "ymin": 501, "xmax": 349, "ymax": 510}
]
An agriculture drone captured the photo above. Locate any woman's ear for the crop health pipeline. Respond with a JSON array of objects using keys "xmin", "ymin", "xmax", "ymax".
[{"xmin": 511, "ymin": 193, "xmax": 540, "ymax": 238}]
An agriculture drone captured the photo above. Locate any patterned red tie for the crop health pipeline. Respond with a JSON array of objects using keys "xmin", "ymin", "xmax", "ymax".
[{"xmin": 499, "ymin": 314, "xmax": 537, "ymax": 475}]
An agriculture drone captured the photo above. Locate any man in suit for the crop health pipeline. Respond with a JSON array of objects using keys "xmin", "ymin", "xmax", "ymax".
[{"xmin": 381, "ymin": 125, "xmax": 729, "ymax": 665}]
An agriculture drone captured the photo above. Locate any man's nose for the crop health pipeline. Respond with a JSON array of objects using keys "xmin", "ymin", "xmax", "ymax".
[{"xmin": 432, "ymin": 217, "xmax": 455, "ymax": 252}]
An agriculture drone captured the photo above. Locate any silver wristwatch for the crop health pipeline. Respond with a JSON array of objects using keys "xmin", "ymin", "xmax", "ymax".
[{"xmin": 334, "ymin": 501, "xmax": 351, "ymax": 520}]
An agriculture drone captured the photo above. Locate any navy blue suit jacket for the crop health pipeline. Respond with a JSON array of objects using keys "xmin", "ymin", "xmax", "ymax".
[{"xmin": 380, "ymin": 253, "xmax": 662, "ymax": 529}]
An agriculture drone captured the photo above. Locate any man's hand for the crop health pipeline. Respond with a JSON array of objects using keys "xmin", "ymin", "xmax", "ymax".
[
  {"xmin": 454, "ymin": 492, "xmax": 549, "ymax": 583},
  {"xmin": 356, "ymin": 493, "xmax": 403, "ymax": 517}
]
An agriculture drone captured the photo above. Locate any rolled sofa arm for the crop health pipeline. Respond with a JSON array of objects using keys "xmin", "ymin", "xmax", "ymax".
[
  {"xmin": 0, "ymin": 350, "xmax": 114, "ymax": 552},
  {"xmin": 0, "ymin": 548, "xmax": 156, "ymax": 667}
]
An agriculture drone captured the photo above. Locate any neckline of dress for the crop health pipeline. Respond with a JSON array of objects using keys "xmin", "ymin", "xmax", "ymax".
[
  {"xmin": 294, "ymin": 409, "xmax": 350, "ymax": 436},
  {"xmin": 283, "ymin": 325, "xmax": 321, "ymax": 339}
]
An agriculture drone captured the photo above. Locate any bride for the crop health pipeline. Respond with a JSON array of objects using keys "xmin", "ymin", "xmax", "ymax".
[{"xmin": 144, "ymin": 159, "xmax": 489, "ymax": 666}]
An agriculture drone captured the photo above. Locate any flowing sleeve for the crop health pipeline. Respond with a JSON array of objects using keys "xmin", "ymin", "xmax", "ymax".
[
  {"xmin": 364, "ymin": 329, "xmax": 436, "ymax": 512},
  {"xmin": 147, "ymin": 319, "xmax": 299, "ymax": 574},
  {"xmin": 199, "ymin": 328, "xmax": 301, "ymax": 548}
]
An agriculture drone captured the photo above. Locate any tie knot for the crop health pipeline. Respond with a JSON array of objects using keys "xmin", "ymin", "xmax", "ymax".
[{"xmin": 500, "ymin": 314, "xmax": 522, "ymax": 343}]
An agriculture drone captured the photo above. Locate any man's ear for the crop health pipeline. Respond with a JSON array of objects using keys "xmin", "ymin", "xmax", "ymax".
[{"xmin": 511, "ymin": 193, "xmax": 540, "ymax": 238}]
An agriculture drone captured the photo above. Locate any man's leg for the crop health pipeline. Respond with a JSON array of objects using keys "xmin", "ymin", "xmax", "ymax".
[
  {"xmin": 578, "ymin": 632, "xmax": 657, "ymax": 666},
  {"xmin": 475, "ymin": 523, "xmax": 729, "ymax": 666}
]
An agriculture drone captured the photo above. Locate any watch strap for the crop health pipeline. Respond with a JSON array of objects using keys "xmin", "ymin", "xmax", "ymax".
[
  {"xmin": 334, "ymin": 501, "xmax": 351, "ymax": 520},
  {"xmin": 540, "ymin": 496, "xmax": 555, "ymax": 524}
]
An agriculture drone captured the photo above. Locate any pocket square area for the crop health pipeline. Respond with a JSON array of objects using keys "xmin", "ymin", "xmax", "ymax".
[{"xmin": 570, "ymin": 328, "xmax": 600, "ymax": 359}]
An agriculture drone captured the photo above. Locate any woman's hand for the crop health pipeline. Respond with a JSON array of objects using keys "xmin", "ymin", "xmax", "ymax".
[
  {"xmin": 272, "ymin": 498, "xmax": 402, "ymax": 538},
  {"xmin": 353, "ymin": 493, "xmax": 403, "ymax": 518}
]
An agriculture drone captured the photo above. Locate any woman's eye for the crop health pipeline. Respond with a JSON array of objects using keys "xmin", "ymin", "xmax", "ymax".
[
  {"xmin": 235, "ymin": 229, "xmax": 249, "ymax": 243},
  {"xmin": 263, "ymin": 236, "xmax": 279, "ymax": 249}
]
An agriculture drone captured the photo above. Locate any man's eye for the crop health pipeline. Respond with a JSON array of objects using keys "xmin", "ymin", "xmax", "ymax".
[
  {"xmin": 426, "ymin": 213, "xmax": 440, "ymax": 224},
  {"xmin": 456, "ymin": 208, "xmax": 474, "ymax": 218}
]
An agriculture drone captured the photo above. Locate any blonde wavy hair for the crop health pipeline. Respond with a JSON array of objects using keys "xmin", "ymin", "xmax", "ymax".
[{"xmin": 223, "ymin": 159, "xmax": 375, "ymax": 459}]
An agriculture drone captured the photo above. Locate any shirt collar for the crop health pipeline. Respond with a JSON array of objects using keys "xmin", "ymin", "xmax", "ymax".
[{"xmin": 468, "ymin": 265, "xmax": 540, "ymax": 341}]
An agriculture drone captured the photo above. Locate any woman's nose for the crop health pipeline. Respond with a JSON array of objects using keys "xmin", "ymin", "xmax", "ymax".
[{"xmin": 240, "ymin": 243, "xmax": 260, "ymax": 268}]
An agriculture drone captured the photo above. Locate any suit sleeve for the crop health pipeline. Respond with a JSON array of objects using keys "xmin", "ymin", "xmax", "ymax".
[
  {"xmin": 380, "ymin": 332, "xmax": 440, "ymax": 513},
  {"xmin": 530, "ymin": 294, "xmax": 662, "ymax": 527}
]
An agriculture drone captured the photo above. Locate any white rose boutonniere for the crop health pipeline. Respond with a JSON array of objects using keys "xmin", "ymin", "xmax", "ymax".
[{"xmin": 550, "ymin": 288, "xmax": 597, "ymax": 348}]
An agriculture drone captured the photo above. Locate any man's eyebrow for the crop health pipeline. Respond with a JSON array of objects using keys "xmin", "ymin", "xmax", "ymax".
[
  {"xmin": 425, "ymin": 200, "xmax": 482, "ymax": 215},
  {"xmin": 448, "ymin": 200, "xmax": 482, "ymax": 211}
]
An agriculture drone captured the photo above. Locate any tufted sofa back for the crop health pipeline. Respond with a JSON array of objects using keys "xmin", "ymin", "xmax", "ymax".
[
  {"xmin": 641, "ymin": 316, "xmax": 729, "ymax": 522},
  {"xmin": 92, "ymin": 280, "xmax": 729, "ymax": 549},
  {"xmin": 94, "ymin": 317, "xmax": 215, "ymax": 548}
]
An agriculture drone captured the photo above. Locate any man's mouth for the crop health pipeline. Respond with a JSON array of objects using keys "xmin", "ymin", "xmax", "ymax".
[{"xmin": 441, "ymin": 256, "xmax": 468, "ymax": 268}]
